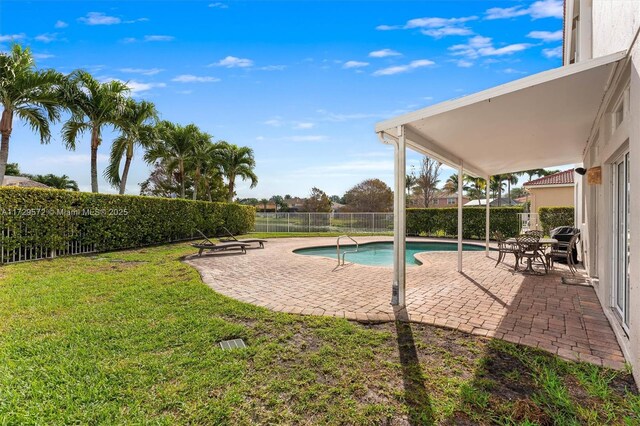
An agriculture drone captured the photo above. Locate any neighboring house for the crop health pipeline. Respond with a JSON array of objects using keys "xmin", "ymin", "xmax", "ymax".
[
  {"xmin": 1, "ymin": 175, "xmax": 49, "ymax": 189},
  {"xmin": 376, "ymin": 2, "xmax": 640, "ymax": 382},
  {"xmin": 463, "ymin": 198, "xmax": 520, "ymax": 207},
  {"xmin": 284, "ymin": 197, "xmax": 305, "ymax": 212},
  {"xmin": 523, "ymin": 169, "xmax": 575, "ymax": 213},
  {"xmin": 430, "ymin": 191, "xmax": 470, "ymax": 208}
]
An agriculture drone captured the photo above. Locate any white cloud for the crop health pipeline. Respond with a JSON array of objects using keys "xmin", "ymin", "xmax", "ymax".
[
  {"xmin": 171, "ymin": 74, "xmax": 220, "ymax": 83},
  {"xmin": 259, "ymin": 65, "xmax": 286, "ymax": 71},
  {"xmin": 119, "ymin": 67, "xmax": 164, "ymax": 76},
  {"xmin": 263, "ymin": 118, "xmax": 283, "ymax": 127},
  {"xmin": 211, "ymin": 55, "xmax": 254, "ymax": 68},
  {"xmin": 36, "ymin": 153, "xmax": 109, "ymax": 165},
  {"xmin": 125, "ymin": 81, "xmax": 167, "ymax": 94},
  {"xmin": 78, "ymin": 12, "xmax": 147, "ymax": 25},
  {"xmin": 421, "ymin": 27, "xmax": 473, "ymax": 38},
  {"xmin": 503, "ymin": 68, "xmax": 528, "ymax": 74},
  {"xmin": 377, "ymin": 16, "xmax": 477, "ymax": 38},
  {"xmin": 372, "ymin": 59, "xmax": 435, "ymax": 76},
  {"xmin": 485, "ymin": 0, "xmax": 563, "ymax": 20},
  {"xmin": 293, "ymin": 122, "xmax": 315, "ymax": 129},
  {"xmin": 455, "ymin": 59, "xmax": 474, "ymax": 68},
  {"xmin": 285, "ymin": 135, "xmax": 326, "ymax": 142},
  {"xmin": 33, "ymin": 53, "xmax": 55, "ymax": 59},
  {"xmin": 35, "ymin": 33, "xmax": 59, "ymax": 43},
  {"xmin": 122, "ymin": 37, "xmax": 137, "ymax": 44},
  {"xmin": 54, "ymin": 20, "xmax": 68, "ymax": 28},
  {"xmin": 450, "ymin": 35, "xmax": 532, "ymax": 59},
  {"xmin": 543, "ymin": 46, "xmax": 563, "ymax": 58},
  {"xmin": 0, "ymin": 33, "xmax": 26, "ymax": 42},
  {"xmin": 144, "ymin": 35, "xmax": 174, "ymax": 42},
  {"xmin": 209, "ymin": 2, "xmax": 228, "ymax": 8},
  {"xmin": 78, "ymin": 12, "xmax": 121, "ymax": 25},
  {"xmin": 343, "ymin": 60, "xmax": 369, "ymax": 69},
  {"xmin": 368, "ymin": 48, "xmax": 401, "ymax": 58},
  {"xmin": 527, "ymin": 30, "xmax": 563, "ymax": 42}
]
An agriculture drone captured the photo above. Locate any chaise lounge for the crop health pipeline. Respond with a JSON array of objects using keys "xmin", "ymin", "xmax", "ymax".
[
  {"xmin": 218, "ymin": 226, "xmax": 268, "ymax": 249},
  {"xmin": 192, "ymin": 230, "xmax": 250, "ymax": 257}
]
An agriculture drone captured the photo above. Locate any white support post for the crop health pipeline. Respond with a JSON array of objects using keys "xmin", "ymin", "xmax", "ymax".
[
  {"xmin": 485, "ymin": 175, "xmax": 491, "ymax": 256},
  {"xmin": 392, "ymin": 126, "xmax": 407, "ymax": 306},
  {"xmin": 457, "ymin": 163, "xmax": 463, "ymax": 272}
]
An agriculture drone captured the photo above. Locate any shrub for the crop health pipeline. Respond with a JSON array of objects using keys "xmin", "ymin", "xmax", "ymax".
[
  {"xmin": 0, "ymin": 187, "xmax": 255, "ymax": 262},
  {"xmin": 539, "ymin": 207, "xmax": 575, "ymax": 235},
  {"xmin": 407, "ymin": 207, "xmax": 523, "ymax": 239}
]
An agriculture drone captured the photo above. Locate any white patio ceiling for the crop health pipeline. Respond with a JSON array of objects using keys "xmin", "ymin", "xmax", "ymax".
[{"xmin": 375, "ymin": 51, "xmax": 626, "ymax": 177}]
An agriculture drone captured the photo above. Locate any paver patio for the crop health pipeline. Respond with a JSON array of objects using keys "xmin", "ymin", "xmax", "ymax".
[{"xmin": 185, "ymin": 236, "xmax": 626, "ymax": 369}]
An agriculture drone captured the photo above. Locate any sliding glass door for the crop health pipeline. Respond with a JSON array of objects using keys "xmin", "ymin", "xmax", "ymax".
[{"xmin": 613, "ymin": 151, "xmax": 630, "ymax": 327}]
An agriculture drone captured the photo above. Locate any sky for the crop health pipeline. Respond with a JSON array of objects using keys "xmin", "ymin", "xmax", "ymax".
[{"xmin": 0, "ymin": 0, "xmax": 565, "ymax": 198}]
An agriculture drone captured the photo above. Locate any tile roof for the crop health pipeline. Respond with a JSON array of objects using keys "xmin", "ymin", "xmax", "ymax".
[{"xmin": 523, "ymin": 169, "xmax": 574, "ymax": 186}]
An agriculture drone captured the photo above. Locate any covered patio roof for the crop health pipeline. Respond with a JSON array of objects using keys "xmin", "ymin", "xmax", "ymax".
[{"xmin": 375, "ymin": 51, "xmax": 626, "ymax": 177}]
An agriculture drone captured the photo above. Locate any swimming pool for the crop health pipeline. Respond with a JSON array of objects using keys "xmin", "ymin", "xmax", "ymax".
[{"xmin": 293, "ymin": 241, "xmax": 486, "ymax": 267}]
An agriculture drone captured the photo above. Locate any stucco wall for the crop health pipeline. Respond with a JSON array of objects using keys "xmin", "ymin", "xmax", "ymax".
[
  {"xmin": 529, "ymin": 186, "xmax": 574, "ymax": 213},
  {"xmin": 592, "ymin": 0, "xmax": 640, "ymax": 58}
]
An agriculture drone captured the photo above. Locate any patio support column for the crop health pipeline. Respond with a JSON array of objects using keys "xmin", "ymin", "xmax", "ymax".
[
  {"xmin": 457, "ymin": 163, "xmax": 463, "ymax": 272},
  {"xmin": 485, "ymin": 175, "xmax": 491, "ymax": 256},
  {"xmin": 392, "ymin": 125, "xmax": 407, "ymax": 306}
]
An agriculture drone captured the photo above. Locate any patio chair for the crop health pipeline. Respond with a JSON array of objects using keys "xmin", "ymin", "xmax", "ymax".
[
  {"xmin": 515, "ymin": 234, "xmax": 547, "ymax": 274},
  {"xmin": 192, "ymin": 230, "xmax": 250, "ymax": 257},
  {"xmin": 493, "ymin": 231, "xmax": 519, "ymax": 268},
  {"xmin": 218, "ymin": 226, "xmax": 268, "ymax": 248},
  {"xmin": 546, "ymin": 233, "xmax": 580, "ymax": 275},
  {"xmin": 524, "ymin": 230, "xmax": 544, "ymax": 238}
]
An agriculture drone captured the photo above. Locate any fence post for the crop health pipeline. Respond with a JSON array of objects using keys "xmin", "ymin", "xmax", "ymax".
[
  {"xmin": 266, "ymin": 214, "xmax": 269, "ymax": 233},
  {"xmin": 308, "ymin": 213, "xmax": 311, "ymax": 233},
  {"xmin": 371, "ymin": 212, "xmax": 375, "ymax": 233},
  {"xmin": 287, "ymin": 213, "xmax": 290, "ymax": 233}
]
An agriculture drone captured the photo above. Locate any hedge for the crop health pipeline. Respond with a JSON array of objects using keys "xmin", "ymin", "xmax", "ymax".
[
  {"xmin": 539, "ymin": 206, "xmax": 575, "ymax": 235},
  {"xmin": 407, "ymin": 207, "xmax": 524, "ymax": 239},
  {"xmin": 0, "ymin": 187, "xmax": 255, "ymax": 262}
]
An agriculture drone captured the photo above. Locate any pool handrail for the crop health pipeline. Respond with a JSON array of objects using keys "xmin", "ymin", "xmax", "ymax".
[{"xmin": 336, "ymin": 235, "xmax": 359, "ymax": 266}]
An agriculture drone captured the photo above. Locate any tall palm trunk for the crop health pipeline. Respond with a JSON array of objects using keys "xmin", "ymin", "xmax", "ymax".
[
  {"xmin": 205, "ymin": 179, "xmax": 212, "ymax": 202},
  {"xmin": 227, "ymin": 175, "xmax": 235, "ymax": 203},
  {"xmin": 179, "ymin": 159, "xmax": 185, "ymax": 198},
  {"xmin": 193, "ymin": 167, "xmax": 200, "ymax": 200},
  {"xmin": 507, "ymin": 179, "xmax": 512, "ymax": 205},
  {"xmin": 119, "ymin": 149, "xmax": 133, "ymax": 195},
  {"xmin": 90, "ymin": 127, "xmax": 100, "ymax": 193},
  {"xmin": 0, "ymin": 109, "xmax": 13, "ymax": 184}
]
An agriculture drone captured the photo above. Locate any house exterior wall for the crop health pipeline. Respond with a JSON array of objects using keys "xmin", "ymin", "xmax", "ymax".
[
  {"xmin": 527, "ymin": 186, "xmax": 574, "ymax": 214},
  {"xmin": 570, "ymin": 0, "xmax": 640, "ymax": 382}
]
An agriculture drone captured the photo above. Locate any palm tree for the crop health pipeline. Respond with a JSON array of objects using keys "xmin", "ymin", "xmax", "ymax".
[
  {"xmin": 186, "ymin": 131, "xmax": 215, "ymax": 200},
  {"xmin": 260, "ymin": 198, "xmax": 269, "ymax": 212},
  {"xmin": 61, "ymin": 70, "xmax": 129, "ymax": 193},
  {"xmin": 29, "ymin": 173, "xmax": 79, "ymax": 191},
  {"xmin": 406, "ymin": 173, "xmax": 417, "ymax": 196},
  {"xmin": 502, "ymin": 173, "xmax": 519, "ymax": 204},
  {"xmin": 0, "ymin": 44, "xmax": 66, "ymax": 185},
  {"xmin": 443, "ymin": 174, "xmax": 469, "ymax": 195},
  {"xmin": 490, "ymin": 176, "xmax": 505, "ymax": 200},
  {"xmin": 215, "ymin": 142, "xmax": 258, "ymax": 202},
  {"xmin": 144, "ymin": 121, "xmax": 200, "ymax": 198},
  {"xmin": 465, "ymin": 176, "xmax": 486, "ymax": 205},
  {"xmin": 105, "ymin": 99, "xmax": 158, "ymax": 194}
]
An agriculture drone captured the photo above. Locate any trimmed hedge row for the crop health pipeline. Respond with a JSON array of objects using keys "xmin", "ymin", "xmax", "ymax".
[
  {"xmin": 539, "ymin": 206, "xmax": 575, "ymax": 235},
  {"xmin": 407, "ymin": 207, "xmax": 524, "ymax": 239},
  {"xmin": 0, "ymin": 187, "xmax": 255, "ymax": 257}
]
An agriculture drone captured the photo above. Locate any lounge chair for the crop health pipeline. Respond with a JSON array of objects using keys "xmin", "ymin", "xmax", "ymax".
[
  {"xmin": 218, "ymin": 226, "xmax": 267, "ymax": 249},
  {"xmin": 192, "ymin": 230, "xmax": 250, "ymax": 256}
]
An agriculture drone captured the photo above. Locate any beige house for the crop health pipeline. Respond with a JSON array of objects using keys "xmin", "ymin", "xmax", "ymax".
[
  {"xmin": 523, "ymin": 169, "xmax": 575, "ymax": 213},
  {"xmin": 1, "ymin": 175, "xmax": 49, "ymax": 189}
]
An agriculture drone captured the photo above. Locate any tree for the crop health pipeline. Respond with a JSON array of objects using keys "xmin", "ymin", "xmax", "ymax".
[
  {"xmin": 442, "ymin": 174, "xmax": 469, "ymax": 195},
  {"xmin": 406, "ymin": 173, "xmax": 417, "ymax": 196},
  {"xmin": 259, "ymin": 198, "xmax": 269, "ymax": 212},
  {"xmin": 185, "ymin": 131, "xmax": 215, "ymax": 200},
  {"xmin": 415, "ymin": 156, "xmax": 442, "ymax": 207},
  {"xmin": 302, "ymin": 187, "xmax": 332, "ymax": 212},
  {"xmin": 502, "ymin": 173, "xmax": 519, "ymax": 204},
  {"xmin": 28, "ymin": 173, "xmax": 78, "ymax": 191},
  {"xmin": 216, "ymin": 142, "xmax": 258, "ymax": 202},
  {"xmin": 5, "ymin": 162, "xmax": 19, "ymax": 175},
  {"xmin": 105, "ymin": 99, "xmax": 158, "ymax": 194},
  {"xmin": 343, "ymin": 178, "xmax": 393, "ymax": 212},
  {"xmin": 144, "ymin": 121, "xmax": 201, "ymax": 198},
  {"xmin": 465, "ymin": 176, "xmax": 486, "ymax": 204},
  {"xmin": 61, "ymin": 70, "xmax": 129, "ymax": 193},
  {"xmin": 139, "ymin": 161, "xmax": 184, "ymax": 198},
  {"xmin": 489, "ymin": 176, "xmax": 505, "ymax": 199},
  {"xmin": 270, "ymin": 195, "xmax": 287, "ymax": 212},
  {"xmin": 0, "ymin": 44, "xmax": 66, "ymax": 185}
]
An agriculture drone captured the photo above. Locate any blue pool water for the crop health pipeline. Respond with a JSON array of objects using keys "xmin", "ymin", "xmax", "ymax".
[{"xmin": 293, "ymin": 241, "xmax": 485, "ymax": 267}]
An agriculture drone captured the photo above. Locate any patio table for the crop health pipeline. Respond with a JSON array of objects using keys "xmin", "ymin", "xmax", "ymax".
[{"xmin": 506, "ymin": 237, "xmax": 558, "ymax": 273}]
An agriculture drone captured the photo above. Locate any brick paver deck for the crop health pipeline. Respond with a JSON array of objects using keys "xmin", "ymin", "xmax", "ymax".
[{"xmin": 185, "ymin": 236, "xmax": 625, "ymax": 369}]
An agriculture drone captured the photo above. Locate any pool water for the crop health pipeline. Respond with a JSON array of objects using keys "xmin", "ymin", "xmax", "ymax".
[{"xmin": 293, "ymin": 241, "xmax": 485, "ymax": 267}]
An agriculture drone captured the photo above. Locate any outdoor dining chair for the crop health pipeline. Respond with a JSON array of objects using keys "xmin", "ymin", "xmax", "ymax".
[
  {"xmin": 546, "ymin": 233, "xmax": 580, "ymax": 275},
  {"xmin": 524, "ymin": 230, "xmax": 544, "ymax": 238},
  {"xmin": 515, "ymin": 234, "xmax": 547, "ymax": 274},
  {"xmin": 493, "ymin": 231, "xmax": 519, "ymax": 268}
]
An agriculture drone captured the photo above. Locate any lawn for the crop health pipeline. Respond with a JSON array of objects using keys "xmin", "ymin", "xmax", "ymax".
[{"xmin": 0, "ymin": 242, "xmax": 638, "ymax": 425}]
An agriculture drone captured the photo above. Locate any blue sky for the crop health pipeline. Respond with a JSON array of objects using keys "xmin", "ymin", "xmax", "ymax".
[{"xmin": 1, "ymin": 0, "xmax": 564, "ymax": 197}]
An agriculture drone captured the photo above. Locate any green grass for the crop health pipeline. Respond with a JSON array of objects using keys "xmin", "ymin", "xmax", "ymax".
[{"xmin": 0, "ymin": 243, "xmax": 637, "ymax": 425}]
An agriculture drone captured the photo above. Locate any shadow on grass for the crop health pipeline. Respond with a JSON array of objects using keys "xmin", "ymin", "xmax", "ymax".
[{"xmin": 394, "ymin": 307, "xmax": 434, "ymax": 425}]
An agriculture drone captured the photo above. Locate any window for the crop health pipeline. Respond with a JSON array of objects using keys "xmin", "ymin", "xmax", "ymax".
[{"xmin": 447, "ymin": 198, "xmax": 456, "ymax": 205}]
